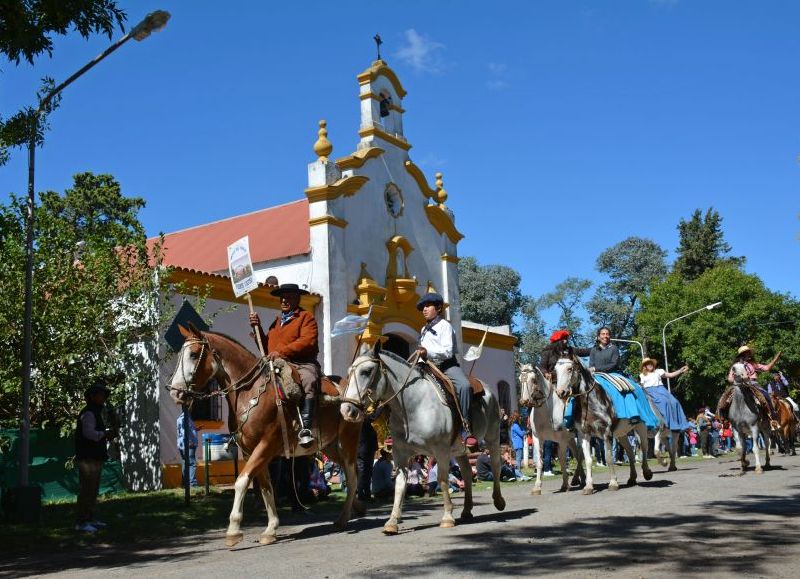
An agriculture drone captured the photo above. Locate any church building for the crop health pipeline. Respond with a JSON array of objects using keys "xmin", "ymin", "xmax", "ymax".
[{"xmin": 125, "ymin": 58, "xmax": 517, "ymax": 490}]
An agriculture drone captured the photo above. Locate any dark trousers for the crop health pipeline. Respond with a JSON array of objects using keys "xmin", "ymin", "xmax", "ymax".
[
  {"xmin": 543, "ymin": 440, "xmax": 554, "ymax": 472},
  {"xmin": 443, "ymin": 365, "xmax": 472, "ymax": 429},
  {"xmin": 76, "ymin": 458, "xmax": 103, "ymax": 524},
  {"xmin": 356, "ymin": 455, "xmax": 374, "ymax": 499},
  {"xmin": 698, "ymin": 430, "xmax": 710, "ymax": 455}
]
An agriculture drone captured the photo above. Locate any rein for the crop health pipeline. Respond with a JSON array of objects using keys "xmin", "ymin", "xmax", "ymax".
[{"xmin": 343, "ymin": 352, "xmax": 420, "ymax": 413}]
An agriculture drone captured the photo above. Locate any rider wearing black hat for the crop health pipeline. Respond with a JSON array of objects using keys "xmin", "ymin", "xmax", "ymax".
[{"xmin": 415, "ymin": 292, "xmax": 475, "ymax": 445}]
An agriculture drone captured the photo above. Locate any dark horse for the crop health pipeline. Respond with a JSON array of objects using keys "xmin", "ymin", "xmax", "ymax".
[{"xmin": 168, "ymin": 324, "xmax": 362, "ymax": 546}]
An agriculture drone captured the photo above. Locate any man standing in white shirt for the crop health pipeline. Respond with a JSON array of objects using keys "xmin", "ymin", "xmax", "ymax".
[{"xmin": 415, "ymin": 292, "xmax": 476, "ymax": 446}]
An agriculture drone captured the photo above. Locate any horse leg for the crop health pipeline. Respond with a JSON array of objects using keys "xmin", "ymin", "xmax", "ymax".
[
  {"xmin": 637, "ymin": 424, "xmax": 653, "ymax": 481},
  {"xmin": 569, "ymin": 436, "xmax": 586, "ymax": 486},
  {"xmin": 531, "ymin": 434, "xmax": 543, "ymax": 496},
  {"xmin": 456, "ymin": 455, "xmax": 474, "ymax": 520},
  {"xmin": 489, "ymin": 439, "xmax": 506, "ymax": 511},
  {"xmin": 751, "ymin": 425, "xmax": 763, "ymax": 474},
  {"xmin": 226, "ymin": 442, "xmax": 270, "ymax": 546},
  {"xmin": 383, "ymin": 465, "xmax": 408, "ymax": 535},
  {"xmin": 616, "ymin": 434, "xmax": 635, "ymax": 488},
  {"xmin": 668, "ymin": 431, "xmax": 679, "ymax": 471},
  {"xmin": 734, "ymin": 429, "xmax": 748, "ymax": 471},
  {"xmin": 438, "ymin": 455, "xmax": 456, "ymax": 528},
  {"xmin": 653, "ymin": 429, "xmax": 666, "ymax": 466},
  {"xmin": 763, "ymin": 428, "xmax": 772, "ymax": 469},
  {"xmin": 557, "ymin": 440, "xmax": 569, "ymax": 492},
  {"xmin": 582, "ymin": 435, "xmax": 596, "ymax": 495},
  {"xmin": 255, "ymin": 469, "xmax": 279, "ymax": 545},
  {"xmin": 334, "ymin": 449, "xmax": 359, "ymax": 531}
]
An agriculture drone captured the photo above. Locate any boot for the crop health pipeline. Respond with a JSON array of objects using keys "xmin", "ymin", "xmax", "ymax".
[{"xmin": 298, "ymin": 398, "xmax": 315, "ymax": 447}]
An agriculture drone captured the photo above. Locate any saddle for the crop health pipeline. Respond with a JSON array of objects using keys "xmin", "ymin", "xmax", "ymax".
[
  {"xmin": 321, "ymin": 375, "xmax": 343, "ymax": 397},
  {"xmin": 718, "ymin": 384, "xmax": 772, "ymax": 422},
  {"xmin": 422, "ymin": 361, "xmax": 485, "ymax": 398},
  {"xmin": 595, "ymin": 372, "xmax": 635, "ymax": 393}
]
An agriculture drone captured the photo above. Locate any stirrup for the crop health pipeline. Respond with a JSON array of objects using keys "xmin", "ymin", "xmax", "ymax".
[
  {"xmin": 298, "ymin": 428, "xmax": 314, "ymax": 447},
  {"xmin": 769, "ymin": 419, "xmax": 780, "ymax": 431}
]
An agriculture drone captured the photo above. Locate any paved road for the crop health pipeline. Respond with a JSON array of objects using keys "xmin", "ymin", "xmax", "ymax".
[{"xmin": 23, "ymin": 453, "xmax": 800, "ymax": 578}]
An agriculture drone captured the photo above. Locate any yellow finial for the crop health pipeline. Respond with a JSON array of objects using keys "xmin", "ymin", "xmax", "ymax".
[
  {"xmin": 313, "ymin": 120, "xmax": 333, "ymax": 161},
  {"xmin": 435, "ymin": 172, "xmax": 448, "ymax": 206}
]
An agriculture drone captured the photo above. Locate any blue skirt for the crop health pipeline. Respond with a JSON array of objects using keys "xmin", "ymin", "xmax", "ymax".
[
  {"xmin": 644, "ymin": 385, "xmax": 691, "ymax": 431},
  {"xmin": 594, "ymin": 373, "xmax": 661, "ymax": 430}
]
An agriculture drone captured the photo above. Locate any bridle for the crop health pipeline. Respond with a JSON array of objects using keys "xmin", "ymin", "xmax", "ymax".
[
  {"xmin": 341, "ymin": 355, "xmax": 385, "ymax": 411},
  {"xmin": 519, "ymin": 366, "xmax": 547, "ymax": 408},
  {"xmin": 555, "ymin": 358, "xmax": 594, "ymax": 400}
]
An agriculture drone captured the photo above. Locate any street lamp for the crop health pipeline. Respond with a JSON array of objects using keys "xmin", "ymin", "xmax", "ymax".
[
  {"xmin": 16, "ymin": 10, "xmax": 170, "ymax": 517},
  {"xmin": 611, "ymin": 338, "xmax": 646, "ymax": 360},
  {"xmin": 661, "ymin": 301, "xmax": 722, "ymax": 392}
]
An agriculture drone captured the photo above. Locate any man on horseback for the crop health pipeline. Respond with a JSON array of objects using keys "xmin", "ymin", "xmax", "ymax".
[
  {"xmin": 768, "ymin": 371, "xmax": 799, "ymax": 415},
  {"xmin": 722, "ymin": 345, "xmax": 782, "ymax": 431},
  {"xmin": 540, "ymin": 329, "xmax": 590, "ymax": 381},
  {"xmin": 414, "ymin": 292, "xmax": 476, "ymax": 446},
  {"xmin": 250, "ymin": 283, "xmax": 319, "ymax": 447}
]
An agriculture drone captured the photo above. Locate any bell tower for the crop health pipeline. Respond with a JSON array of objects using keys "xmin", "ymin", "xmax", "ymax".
[{"xmin": 357, "ymin": 59, "xmax": 410, "ymax": 153}]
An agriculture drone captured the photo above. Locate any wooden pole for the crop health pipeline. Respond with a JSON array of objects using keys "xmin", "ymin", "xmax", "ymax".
[{"xmin": 246, "ymin": 293, "xmax": 266, "ymax": 356}]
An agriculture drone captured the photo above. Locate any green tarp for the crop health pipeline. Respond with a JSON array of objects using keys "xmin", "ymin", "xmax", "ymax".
[{"xmin": 0, "ymin": 429, "xmax": 125, "ymax": 501}]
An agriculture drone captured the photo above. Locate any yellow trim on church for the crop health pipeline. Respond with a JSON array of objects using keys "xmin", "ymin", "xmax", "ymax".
[
  {"xmin": 404, "ymin": 160, "xmax": 437, "ymax": 199},
  {"xmin": 441, "ymin": 253, "xmax": 460, "ymax": 264},
  {"xmin": 462, "ymin": 327, "xmax": 517, "ymax": 351},
  {"xmin": 357, "ymin": 60, "xmax": 408, "ymax": 98},
  {"xmin": 359, "ymin": 92, "xmax": 406, "ymax": 113},
  {"xmin": 166, "ymin": 268, "xmax": 321, "ymax": 310},
  {"xmin": 336, "ymin": 147, "xmax": 385, "ymax": 170},
  {"xmin": 358, "ymin": 127, "xmax": 411, "ymax": 151},
  {"xmin": 305, "ymin": 175, "xmax": 369, "ymax": 203},
  {"xmin": 309, "ymin": 215, "xmax": 348, "ymax": 228},
  {"xmin": 426, "ymin": 205, "xmax": 464, "ymax": 243}
]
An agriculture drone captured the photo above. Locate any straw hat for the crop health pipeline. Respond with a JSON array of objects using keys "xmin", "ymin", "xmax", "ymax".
[
  {"xmin": 736, "ymin": 345, "xmax": 753, "ymax": 357},
  {"xmin": 640, "ymin": 357, "xmax": 658, "ymax": 371}
]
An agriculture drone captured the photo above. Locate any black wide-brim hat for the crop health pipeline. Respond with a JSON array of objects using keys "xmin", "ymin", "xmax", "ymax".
[
  {"xmin": 84, "ymin": 382, "xmax": 111, "ymax": 400},
  {"xmin": 270, "ymin": 283, "xmax": 310, "ymax": 297},
  {"xmin": 416, "ymin": 292, "xmax": 444, "ymax": 311}
]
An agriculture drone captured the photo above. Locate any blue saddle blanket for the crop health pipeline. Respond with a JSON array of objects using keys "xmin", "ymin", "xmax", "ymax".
[{"xmin": 564, "ymin": 373, "xmax": 660, "ymax": 430}]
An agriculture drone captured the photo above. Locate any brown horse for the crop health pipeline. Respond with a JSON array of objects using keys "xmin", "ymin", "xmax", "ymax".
[
  {"xmin": 771, "ymin": 395, "xmax": 797, "ymax": 456},
  {"xmin": 168, "ymin": 324, "xmax": 362, "ymax": 547}
]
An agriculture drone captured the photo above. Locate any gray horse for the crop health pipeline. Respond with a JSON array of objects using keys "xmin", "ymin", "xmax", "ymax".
[
  {"xmin": 554, "ymin": 356, "xmax": 653, "ymax": 494},
  {"xmin": 340, "ymin": 342, "xmax": 506, "ymax": 534},
  {"xmin": 722, "ymin": 362, "xmax": 771, "ymax": 474},
  {"xmin": 518, "ymin": 364, "xmax": 585, "ymax": 494}
]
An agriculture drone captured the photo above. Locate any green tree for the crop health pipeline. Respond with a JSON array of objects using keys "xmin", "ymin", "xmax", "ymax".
[
  {"xmin": 674, "ymin": 208, "xmax": 744, "ymax": 280},
  {"xmin": 539, "ymin": 277, "xmax": 592, "ymax": 342},
  {"xmin": 586, "ymin": 237, "xmax": 668, "ymax": 340},
  {"xmin": 636, "ymin": 264, "xmax": 800, "ymax": 410},
  {"xmin": 457, "ymin": 256, "xmax": 526, "ymax": 329},
  {"xmin": 0, "ymin": 172, "xmax": 164, "ymax": 434},
  {"xmin": 517, "ymin": 299, "xmax": 548, "ymax": 365},
  {"xmin": 0, "ymin": 1, "xmax": 127, "ymax": 165}
]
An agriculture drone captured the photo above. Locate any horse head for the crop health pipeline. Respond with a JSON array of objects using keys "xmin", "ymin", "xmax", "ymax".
[
  {"xmin": 519, "ymin": 363, "xmax": 547, "ymax": 408},
  {"xmin": 168, "ymin": 323, "xmax": 221, "ymax": 405},
  {"xmin": 554, "ymin": 356, "xmax": 582, "ymax": 399},
  {"xmin": 730, "ymin": 362, "xmax": 749, "ymax": 385},
  {"xmin": 340, "ymin": 340, "xmax": 387, "ymax": 423}
]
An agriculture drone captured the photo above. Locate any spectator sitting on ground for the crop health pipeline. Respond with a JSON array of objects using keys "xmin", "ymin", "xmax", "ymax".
[
  {"xmin": 309, "ymin": 456, "xmax": 330, "ymax": 499},
  {"xmin": 477, "ymin": 447, "xmax": 518, "ymax": 482},
  {"xmin": 502, "ymin": 448, "xmax": 532, "ymax": 481},
  {"xmin": 371, "ymin": 449, "xmax": 394, "ymax": 500},
  {"xmin": 406, "ymin": 455, "xmax": 426, "ymax": 497}
]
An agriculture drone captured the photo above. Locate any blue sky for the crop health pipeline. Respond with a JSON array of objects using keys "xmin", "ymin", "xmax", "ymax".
[{"xmin": 3, "ymin": 1, "xmax": 799, "ymax": 329}]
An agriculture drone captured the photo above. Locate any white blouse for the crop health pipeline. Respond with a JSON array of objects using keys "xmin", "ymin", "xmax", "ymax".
[{"xmin": 640, "ymin": 369, "xmax": 666, "ymax": 388}]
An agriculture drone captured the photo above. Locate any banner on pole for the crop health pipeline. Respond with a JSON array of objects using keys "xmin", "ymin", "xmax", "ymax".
[
  {"xmin": 331, "ymin": 305, "xmax": 373, "ymax": 338},
  {"xmin": 463, "ymin": 327, "xmax": 489, "ymax": 362},
  {"xmin": 227, "ymin": 236, "xmax": 258, "ymax": 298}
]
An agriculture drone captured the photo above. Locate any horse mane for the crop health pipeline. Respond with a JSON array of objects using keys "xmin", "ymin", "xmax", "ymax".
[{"xmin": 204, "ymin": 330, "xmax": 257, "ymax": 357}]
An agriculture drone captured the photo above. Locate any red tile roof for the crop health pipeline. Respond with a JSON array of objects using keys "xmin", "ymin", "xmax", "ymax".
[{"xmin": 150, "ymin": 199, "xmax": 310, "ymax": 273}]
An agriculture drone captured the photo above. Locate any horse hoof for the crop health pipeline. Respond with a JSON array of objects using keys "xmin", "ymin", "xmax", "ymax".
[
  {"xmin": 610, "ymin": 482, "xmax": 620, "ymax": 491},
  {"xmin": 644, "ymin": 470, "xmax": 653, "ymax": 481},
  {"xmin": 459, "ymin": 511, "xmax": 474, "ymax": 522},
  {"xmin": 755, "ymin": 467, "xmax": 764, "ymax": 475},
  {"xmin": 494, "ymin": 497, "xmax": 506, "ymax": 511},
  {"xmin": 333, "ymin": 520, "xmax": 347, "ymax": 532},
  {"xmin": 559, "ymin": 485, "xmax": 568, "ymax": 492},
  {"xmin": 383, "ymin": 524, "xmax": 399, "ymax": 535},
  {"xmin": 225, "ymin": 533, "xmax": 244, "ymax": 547},
  {"xmin": 353, "ymin": 500, "xmax": 367, "ymax": 517},
  {"xmin": 440, "ymin": 519, "xmax": 456, "ymax": 528},
  {"xmin": 668, "ymin": 465, "xmax": 677, "ymax": 472},
  {"xmin": 259, "ymin": 533, "xmax": 276, "ymax": 545},
  {"xmin": 659, "ymin": 457, "xmax": 668, "ymax": 467},
  {"xmin": 582, "ymin": 487, "xmax": 595, "ymax": 495},
  {"xmin": 626, "ymin": 479, "xmax": 636, "ymax": 487},
  {"xmin": 530, "ymin": 488, "xmax": 542, "ymax": 496}
]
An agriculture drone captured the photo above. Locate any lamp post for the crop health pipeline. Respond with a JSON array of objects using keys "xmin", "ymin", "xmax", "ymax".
[
  {"xmin": 611, "ymin": 338, "xmax": 646, "ymax": 360},
  {"xmin": 17, "ymin": 11, "xmax": 170, "ymax": 504},
  {"xmin": 661, "ymin": 301, "xmax": 722, "ymax": 392}
]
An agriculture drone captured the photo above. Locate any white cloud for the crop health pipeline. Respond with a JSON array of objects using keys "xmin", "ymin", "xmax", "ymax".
[
  {"xmin": 487, "ymin": 62, "xmax": 509, "ymax": 90},
  {"xmin": 395, "ymin": 29, "xmax": 446, "ymax": 74}
]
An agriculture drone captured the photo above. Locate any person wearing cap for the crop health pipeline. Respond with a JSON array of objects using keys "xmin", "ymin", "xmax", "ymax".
[
  {"xmin": 639, "ymin": 358, "xmax": 691, "ymax": 431},
  {"xmin": 767, "ymin": 371, "xmax": 798, "ymax": 413},
  {"xmin": 724, "ymin": 345, "xmax": 781, "ymax": 428},
  {"xmin": 250, "ymin": 283, "xmax": 320, "ymax": 447},
  {"xmin": 415, "ymin": 292, "xmax": 475, "ymax": 444},
  {"xmin": 540, "ymin": 329, "xmax": 591, "ymax": 380},
  {"xmin": 250, "ymin": 283, "xmax": 322, "ymax": 447},
  {"xmin": 74, "ymin": 382, "xmax": 116, "ymax": 533}
]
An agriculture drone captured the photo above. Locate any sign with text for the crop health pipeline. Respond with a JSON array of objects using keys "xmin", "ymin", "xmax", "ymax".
[{"xmin": 227, "ymin": 236, "xmax": 258, "ymax": 298}]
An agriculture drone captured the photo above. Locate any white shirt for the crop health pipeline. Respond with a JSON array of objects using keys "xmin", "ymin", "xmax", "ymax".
[
  {"xmin": 419, "ymin": 317, "xmax": 458, "ymax": 365},
  {"xmin": 639, "ymin": 369, "xmax": 665, "ymax": 388}
]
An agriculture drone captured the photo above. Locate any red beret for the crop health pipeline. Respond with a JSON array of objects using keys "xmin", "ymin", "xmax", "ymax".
[{"xmin": 550, "ymin": 330, "xmax": 570, "ymax": 343}]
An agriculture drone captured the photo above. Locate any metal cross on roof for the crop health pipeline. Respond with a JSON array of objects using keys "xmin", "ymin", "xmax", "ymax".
[{"xmin": 374, "ymin": 33, "xmax": 383, "ymax": 60}]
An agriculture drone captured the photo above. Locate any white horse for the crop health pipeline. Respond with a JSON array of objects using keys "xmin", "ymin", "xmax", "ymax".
[
  {"xmin": 518, "ymin": 364, "xmax": 585, "ymax": 494},
  {"xmin": 340, "ymin": 342, "xmax": 506, "ymax": 534},
  {"xmin": 554, "ymin": 357, "xmax": 653, "ymax": 494},
  {"xmin": 724, "ymin": 362, "xmax": 772, "ymax": 474}
]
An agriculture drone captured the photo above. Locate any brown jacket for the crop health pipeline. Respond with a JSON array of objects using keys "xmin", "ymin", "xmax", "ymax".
[{"xmin": 267, "ymin": 308, "xmax": 319, "ymax": 363}]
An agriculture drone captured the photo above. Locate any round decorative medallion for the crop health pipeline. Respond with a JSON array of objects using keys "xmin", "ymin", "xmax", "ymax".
[{"xmin": 384, "ymin": 182, "xmax": 404, "ymax": 218}]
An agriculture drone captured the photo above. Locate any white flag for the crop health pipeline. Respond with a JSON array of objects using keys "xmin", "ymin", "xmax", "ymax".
[
  {"xmin": 227, "ymin": 236, "xmax": 258, "ymax": 298},
  {"xmin": 463, "ymin": 327, "xmax": 489, "ymax": 362},
  {"xmin": 331, "ymin": 305, "xmax": 373, "ymax": 338}
]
